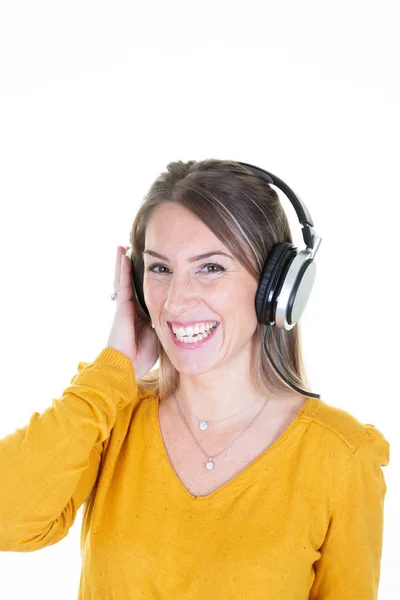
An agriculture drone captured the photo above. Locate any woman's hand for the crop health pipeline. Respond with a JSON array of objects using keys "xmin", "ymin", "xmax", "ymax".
[{"xmin": 106, "ymin": 245, "xmax": 159, "ymax": 380}]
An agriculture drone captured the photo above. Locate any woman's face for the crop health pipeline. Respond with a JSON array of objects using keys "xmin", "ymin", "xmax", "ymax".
[{"xmin": 143, "ymin": 202, "xmax": 259, "ymax": 375}]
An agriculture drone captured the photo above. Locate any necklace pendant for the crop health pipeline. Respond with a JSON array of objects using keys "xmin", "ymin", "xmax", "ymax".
[
  {"xmin": 206, "ymin": 458, "xmax": 214, "ymax": 470},
  {"xmin": 199, "ymin": 420, "xmax": 208, "ymax": 430}
]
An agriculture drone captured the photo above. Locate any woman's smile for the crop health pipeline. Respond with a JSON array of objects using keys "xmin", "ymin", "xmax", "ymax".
[{"xmin": 169, "ymin": 322, "xmax": 220, "ymax": 349}]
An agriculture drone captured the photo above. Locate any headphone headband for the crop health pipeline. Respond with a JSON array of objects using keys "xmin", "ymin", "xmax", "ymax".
[{"xmin": 237, "ymin": 161, "xmax": 320, "ymax": 250}]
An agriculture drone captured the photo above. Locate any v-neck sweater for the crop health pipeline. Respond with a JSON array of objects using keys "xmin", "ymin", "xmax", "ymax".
[{"xmin": 0, "ymin": 347, "xmax": 390, "ymax": 599}]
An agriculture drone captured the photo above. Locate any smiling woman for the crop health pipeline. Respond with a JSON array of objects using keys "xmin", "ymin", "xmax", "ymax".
[
  {"xmin": 0, "ymin": 159, "xmax": 389, "ymax": 600},
  {"xmin": 130, "ymin": 159, "xmax": 312, "ymax": 403}
]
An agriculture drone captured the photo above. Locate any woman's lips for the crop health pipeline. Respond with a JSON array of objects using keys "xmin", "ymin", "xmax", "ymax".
[{"xmin": 169, "ymin": 323, "xmax": 219, "ymax": 349}]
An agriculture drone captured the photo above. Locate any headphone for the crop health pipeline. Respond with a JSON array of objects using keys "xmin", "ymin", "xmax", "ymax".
[{"xmin": 128, "ymin": 161, "xmax": 322, "ymax": 399}]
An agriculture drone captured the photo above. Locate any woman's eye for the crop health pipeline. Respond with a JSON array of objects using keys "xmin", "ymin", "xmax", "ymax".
[{"xmin": 146, "ymin": 263, "xmax": 225, "ymax": 274}]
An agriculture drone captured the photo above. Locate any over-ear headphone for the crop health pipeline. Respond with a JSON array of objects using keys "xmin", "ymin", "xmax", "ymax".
[{"xmin": 127, "ymin": 161, "xmax": 322, "ymax": 399}]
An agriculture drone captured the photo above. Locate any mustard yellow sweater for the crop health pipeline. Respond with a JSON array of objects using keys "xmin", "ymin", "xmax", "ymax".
[{"xmin": 0, "ymin": 347, "xmax": 390, "ymax": 599}]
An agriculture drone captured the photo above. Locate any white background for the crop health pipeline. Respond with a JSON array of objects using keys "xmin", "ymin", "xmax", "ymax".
[{"xmin": 0, "ymin": 1, "xmax": 398, "ymax": 598}]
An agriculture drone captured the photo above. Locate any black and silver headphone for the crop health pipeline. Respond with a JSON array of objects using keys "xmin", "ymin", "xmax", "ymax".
[{"xmin": 129, "ymin": 161, "xmax": 322, "ymax": 399}]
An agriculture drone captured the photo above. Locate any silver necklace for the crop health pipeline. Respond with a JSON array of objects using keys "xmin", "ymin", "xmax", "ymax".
[
  {"xmin": 173, "ymin": 391, "xmax": 270, "ymax": 470},
  {"xmin": 175, "ymin": 388, "xmax": 260, "ymax": 430}
]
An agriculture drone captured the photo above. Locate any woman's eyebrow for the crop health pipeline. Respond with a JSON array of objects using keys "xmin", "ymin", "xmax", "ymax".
[{"xmin": 142, "ymin": 250, "xmax": 234, "ymax": 262}]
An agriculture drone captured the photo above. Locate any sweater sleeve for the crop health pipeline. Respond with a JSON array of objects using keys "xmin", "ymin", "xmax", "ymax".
[
  {"xmin": 309, "ymin": 424, "xmax": 390, "ymax": 600},
  {"xmin": 0, "ymin": 347, "xmax": 138, "ymax": 552}
]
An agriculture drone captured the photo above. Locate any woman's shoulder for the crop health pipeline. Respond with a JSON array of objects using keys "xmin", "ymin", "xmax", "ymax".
[{"xmin": 300, "ymin": 397, "xmax": 389, "ymax": 465}]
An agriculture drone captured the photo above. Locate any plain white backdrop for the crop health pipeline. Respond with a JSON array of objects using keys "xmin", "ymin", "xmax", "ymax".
[{"xmin": 0, "ymin": 1, "xmax": 398, "ymax": 598}]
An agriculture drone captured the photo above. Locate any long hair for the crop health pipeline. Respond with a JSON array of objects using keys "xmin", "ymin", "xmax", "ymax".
[{"xmin": 129, "ymin": 159, "xmax": 312, "ymax": 401}]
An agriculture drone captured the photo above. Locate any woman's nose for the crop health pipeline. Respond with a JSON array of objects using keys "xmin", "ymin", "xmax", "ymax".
[{"xmin": 164, "ymin": 273, "xmax": 197, "ymax": 313}]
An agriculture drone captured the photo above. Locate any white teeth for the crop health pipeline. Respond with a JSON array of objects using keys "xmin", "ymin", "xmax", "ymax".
[
  {"xmin": 176, "ymin": 329, "xmax": 212, "ymax": 343},
  {"xmin": 172, "ymin": 322, "xmax": 218, "ymax": 343},
  {"xmin": 172, "ymin": 321, "xmax": 217, "ymax": 337}
]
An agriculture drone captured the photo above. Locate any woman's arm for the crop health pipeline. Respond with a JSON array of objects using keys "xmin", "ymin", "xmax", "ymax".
[
  {"xmin": 0, "ymin": 347, "xmax": 137, "ymax": 552},
  {"xmin": 309, "ymin": 425, "xmax": 390, "ymax": 599}
]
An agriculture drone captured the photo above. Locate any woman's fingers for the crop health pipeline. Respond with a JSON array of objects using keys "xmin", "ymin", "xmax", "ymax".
[
  {"xmin": 112, "ymin": 245, "xmax": 133, "ymax": 306},
  {"xmin": 113, "ymin": 246, "xmax": 123, "ymax": 296},
  {"xmin": 118, "ymin": 246, "xmax": 134, "ymax": 303}
]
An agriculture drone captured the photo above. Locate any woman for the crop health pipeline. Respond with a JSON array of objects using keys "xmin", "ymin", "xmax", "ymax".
[{"xmin": 0, "ymin": 159, "xmax": 390, "ymax": 598}]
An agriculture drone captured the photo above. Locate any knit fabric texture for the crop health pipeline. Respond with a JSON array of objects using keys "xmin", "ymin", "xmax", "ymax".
[{"xmin": 0, "ymin": 347, "xmax": 390, "ymax": 599}]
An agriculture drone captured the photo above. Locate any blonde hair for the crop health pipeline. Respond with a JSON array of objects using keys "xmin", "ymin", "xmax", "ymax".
[{"xmin": 129, "ymin": 159, "xmax": 312, "ymax": 401}]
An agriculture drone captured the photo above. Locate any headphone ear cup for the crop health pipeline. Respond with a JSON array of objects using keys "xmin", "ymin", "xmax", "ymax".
[
  {"xmin": 279, "ymin": 252, "xmax": 316, "ymax": 329},
  {"xmin": 255, "ymin": 243, "xmax": 298, "ymax": 326},
  {"xmin": 126, "ymin": 248, "xmax": 151, "ymax": 322}
]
